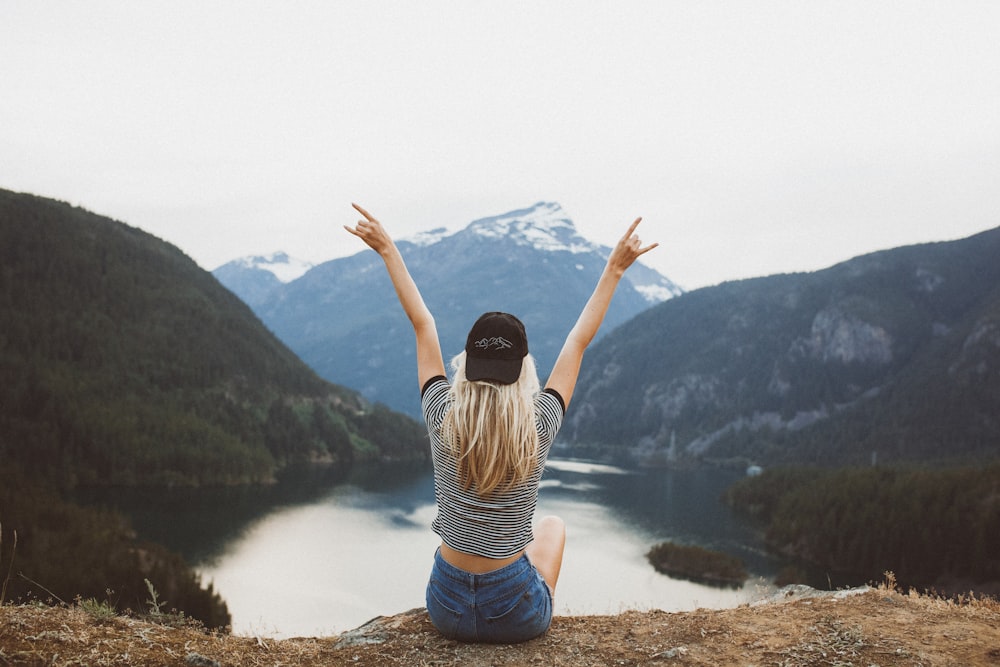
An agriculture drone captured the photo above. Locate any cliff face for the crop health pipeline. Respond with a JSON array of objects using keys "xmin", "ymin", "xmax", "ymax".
[
  {"xmin": 566, "ymin": 227, "xmax": 1000, "ymax": 467},
  {"xmin": 796, "ymin": 303, "xmax": 894, "ymax": 364},
  {"xmin": 3, "ymin": 584, "xmax": 999, "ymax": 666}
]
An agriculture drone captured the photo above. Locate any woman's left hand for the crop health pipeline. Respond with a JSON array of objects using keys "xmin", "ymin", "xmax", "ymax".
[{"xmin": 344, "ymin": 203, "xmax": 394, "ymax": 255}]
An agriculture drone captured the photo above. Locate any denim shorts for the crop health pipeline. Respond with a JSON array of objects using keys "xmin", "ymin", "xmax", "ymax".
[{"xmin": 425, "ymin": 548, "xmax": 553, "ymax": 643}]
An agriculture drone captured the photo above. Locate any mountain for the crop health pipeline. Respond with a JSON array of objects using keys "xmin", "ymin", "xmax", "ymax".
[
  {"xmin": 214, "ymin": 202, "xmax": 683, "ymax": 417},
  {"xmin": 563, "ymin": 226, "xmax": 1000, "ymax": 467},
  {"xmin": 212, "ymin": 251, "xmax": 313, "ymax": 309},
  {"xmin": 0, "ymin": 189, "xmax": 426, "ymax": 488}
]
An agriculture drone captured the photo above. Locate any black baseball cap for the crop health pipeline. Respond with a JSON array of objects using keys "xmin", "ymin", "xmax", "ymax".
[{"xmin": 464, "ymin": 312, "xmax": 528, "ymax": 385}]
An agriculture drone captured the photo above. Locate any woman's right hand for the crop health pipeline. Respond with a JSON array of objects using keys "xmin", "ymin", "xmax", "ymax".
[
  {"xmin": 344, "ymin": 203, "xmax": 394, "ymax": 255},
  {"xmin": 343, "ymin": 202, "xmax": 446, "ymax": 385},
  {"xmin": 606, "ymin": 217, "xmax": 658, "ymax": 276}
]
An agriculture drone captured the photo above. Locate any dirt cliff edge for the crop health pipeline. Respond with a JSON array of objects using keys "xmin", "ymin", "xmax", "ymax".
[{"xmin": 2, "ymin": 585, "xmax": 999, "ymax": 666}]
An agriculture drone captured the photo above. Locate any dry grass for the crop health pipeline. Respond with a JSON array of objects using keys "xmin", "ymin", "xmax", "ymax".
[{"xmin": 2, "ymin": 580, "xmax": 999, "ymax": 666}]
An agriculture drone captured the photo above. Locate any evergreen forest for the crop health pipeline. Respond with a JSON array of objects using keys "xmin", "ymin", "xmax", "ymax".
[{"xmin": 725, "ymin": 465, "xmax": 1000, "ymax": 592}]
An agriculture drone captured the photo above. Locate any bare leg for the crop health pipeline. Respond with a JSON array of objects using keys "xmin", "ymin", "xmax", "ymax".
[{"xmin": 525, "ymin": 515, "xmax": 566, "ymax": 595}]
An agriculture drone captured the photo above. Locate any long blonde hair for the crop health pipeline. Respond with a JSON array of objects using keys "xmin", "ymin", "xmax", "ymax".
[{"xmin": 442, "ymin": 351, "xmax": 541, "ymax": 495}]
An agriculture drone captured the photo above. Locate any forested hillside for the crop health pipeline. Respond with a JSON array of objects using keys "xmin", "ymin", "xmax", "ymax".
[
  {"xmin": 565, "ymin": 227, "xmax": 1000, "ymax": 467},
  {"xmin": 725, "ymin": 465, "xmax": 1000, "ymax": 593},
  {"xmin": 0, "ymin": 189, "xmax": 426, "ymax": 488}
]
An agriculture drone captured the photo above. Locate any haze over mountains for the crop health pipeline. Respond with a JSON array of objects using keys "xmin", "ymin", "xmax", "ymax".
[
  {"xmin": 217, "ymin": 202, "xmax": 1000, "ymax": 468},
  {"xmin": 215, "ymin": 202, "xmax": 683, "ymax": 417}
]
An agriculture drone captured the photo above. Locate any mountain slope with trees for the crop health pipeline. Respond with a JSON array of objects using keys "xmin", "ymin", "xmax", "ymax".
[
  {"xmin": 725, "ymin": 464, "xmax": 1000, "ymax": 591},
  {"xmin": 564, "ymin": 226, "xmax": 1000, "ymax": 466},
  {"xmin": 0, "ymin": 189, "xmax": 426, "ymax": 488}
]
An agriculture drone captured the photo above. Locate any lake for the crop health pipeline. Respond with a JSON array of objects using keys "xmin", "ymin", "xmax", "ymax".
[{"xmin": 80, "ymin": 459, "xmax": 786, "ymax": 638}]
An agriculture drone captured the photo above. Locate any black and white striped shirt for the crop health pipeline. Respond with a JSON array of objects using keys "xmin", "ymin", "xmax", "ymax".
[{"xmin": 421, "ymin": 376, "xmax": 565, "ymax": 559}]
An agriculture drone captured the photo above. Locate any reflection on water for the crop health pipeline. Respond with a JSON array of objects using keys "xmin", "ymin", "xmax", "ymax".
[
  {"xmin": 76, "ymin": 463, "xmax": 357, "ymax": 565},
  {"xmin": 543, "ymin": 459, "xmax": 631, "ymax": 475},
  {"xmin": 198, "ymin": 487, "xmax": 442, "ymax": 637},
  {"xmin": 79, "ymin": 460, "xmax": 783, "ymax": 638}
]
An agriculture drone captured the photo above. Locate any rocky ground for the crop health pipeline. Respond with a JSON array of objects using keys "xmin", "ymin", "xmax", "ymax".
[{"xmin": 2, "ymin": 584, "xmax": 999, "ymax": 666}]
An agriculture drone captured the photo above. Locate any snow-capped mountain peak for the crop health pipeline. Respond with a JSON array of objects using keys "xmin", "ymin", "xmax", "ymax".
[
  {"xmin": 213, "ymin": 202, "xmax": 684, "ymax": 416},
  {"xmin": 214, "ymin": 203, "xmax": 681, "ymax": 315},
  {"xmin": 234, "ymin": 252, "xmax": 313, "ymax": 283},
  {"xmin": 402, "ymin": 226, "xmax": 453, "ymax": 247},
  {"xmin": 467, "ymin": 202, "xmax": 593, "ymax": 254}
]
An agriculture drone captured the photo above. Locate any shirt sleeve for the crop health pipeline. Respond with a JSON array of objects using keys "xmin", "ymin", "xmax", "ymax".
[
  {"xmin": 421, "ymin": 376, "xmax": 451, "ymax": 427},
  {"xmin": 543, "ymin": 387, "xmax": 566, "ymax": 414},
  {"xmin": 535, "ymin": 389, "xmax": 564, "ymax": 441},
  {"xmin": 421, "ymin": 374, "xmax": 447, "ymax": 398}
]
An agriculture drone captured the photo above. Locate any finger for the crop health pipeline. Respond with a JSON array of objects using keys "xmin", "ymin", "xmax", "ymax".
[
  {"xmin": 343, "ymin": 224, "xmax": 362, "ymax": 238},
  {"xmin": 352, "ymin": 202, "xmax": 377, "ymax": 222},
  {"xmin": 621, "ymin": 217, "xmax": 642, "ymax": 242},
  {"xmin": 635, "ymin": 241, "xmax": 659, "ymax": 256}
]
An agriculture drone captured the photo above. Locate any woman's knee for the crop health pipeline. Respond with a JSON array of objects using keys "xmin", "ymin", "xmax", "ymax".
[
  {"xmin": 529, "ymin": 516, "xmax": 566, "ymax": 594},
  {"xmin": 531, "ymin": 516, "xmax": 566, "ymax": 558},
  {"xmin": 536, "ymin": 515, "xmax": 565, "ymax": 540}
]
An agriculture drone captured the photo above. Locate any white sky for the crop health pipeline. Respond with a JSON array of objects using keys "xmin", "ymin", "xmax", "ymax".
[{"xmin": 2, "ymin": 1, "xmax": 998, "ymax": 290}]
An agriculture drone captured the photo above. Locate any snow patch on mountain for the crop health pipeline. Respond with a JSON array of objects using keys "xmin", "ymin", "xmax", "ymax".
[
  {"xmin": 403, "ymin": 227, "xmax": 453, "ymax": 247},
  {"xmin": 635, "ymin": 283, "xmax": 680, "ymax": 302},
  {"xmin": 235, "ymin": 252, "xmax": 313, "ymax": 283},
  {"xmin": 468, "ymin": 202, "xmax": 593, "ymax": 254},
  {"xmin": 216, "ymin": 202, "xmax": 682, "ymax": 305}
]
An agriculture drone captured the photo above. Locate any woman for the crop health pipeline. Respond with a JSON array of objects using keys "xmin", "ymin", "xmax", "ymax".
[{"xmin": 344, "ymin": 203, "xmax": 657, "ymax": 643}]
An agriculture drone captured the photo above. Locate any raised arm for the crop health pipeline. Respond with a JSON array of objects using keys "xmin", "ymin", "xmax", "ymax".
[
  {"xmin": 545, "ymin": 217, "xmax": 658, "ymax": 409},
  {"xmin": 344, "ymin": 203, "xmax": 445, "ymax": 388}
]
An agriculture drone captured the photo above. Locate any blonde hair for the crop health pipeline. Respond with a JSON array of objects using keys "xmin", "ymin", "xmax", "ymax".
[{"xmin": 442, "ymin": 351, "xmax": 541, "ymax": 496}]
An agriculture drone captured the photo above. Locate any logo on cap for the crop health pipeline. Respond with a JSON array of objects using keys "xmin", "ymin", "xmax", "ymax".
[{"xmin": 473, "ymin": 336, "xmax": 514, "ymax": 352}]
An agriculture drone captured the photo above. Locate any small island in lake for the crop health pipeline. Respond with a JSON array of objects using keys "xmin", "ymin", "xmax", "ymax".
[{"xmin": 646, "ymin": 541, "xmax": 748, "ymax": 588}]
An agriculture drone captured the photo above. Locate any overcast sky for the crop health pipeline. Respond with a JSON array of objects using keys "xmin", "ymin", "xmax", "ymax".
[{"xmin": 2, "ymin": 1, "xmax": 998, "ymax": 290}]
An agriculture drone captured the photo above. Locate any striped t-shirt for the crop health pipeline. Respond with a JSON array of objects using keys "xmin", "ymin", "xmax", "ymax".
[{"xmin": 421, "ymin": 376, "xmax": 565, "ymax": 559}]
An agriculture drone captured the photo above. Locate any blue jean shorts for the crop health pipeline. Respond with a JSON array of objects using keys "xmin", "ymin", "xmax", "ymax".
[{"xmin": 425, "ymin": 548, "xmax": 553, "ymax": 643}]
